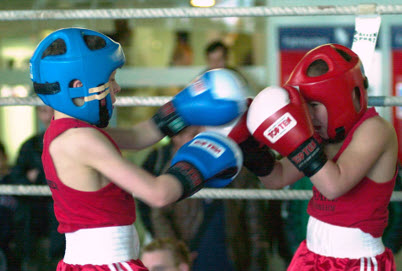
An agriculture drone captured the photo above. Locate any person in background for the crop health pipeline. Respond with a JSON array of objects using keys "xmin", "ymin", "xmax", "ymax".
[
  {"xmin": 204, "ymin": 40, "xmax": 249, "ymax": 85},
  {"xmin": 141, "ymin": 237, "xmax": 192, "ymax": 271},
  {"xmin": 205, "ymin": 40, "xmax": 230, "ymax": 70},
  {"xmin": 0, "ymin": 141, "xmax": 18, "ymax": 271},
  {"xmin": 137, "ymin": 42, "xmax": 269, "ymax": 271},
  {"xmin": 142, "ymin": 125, "xmax": 270, "ymax": 271},
  {"xmin": 170, "ymin": 31, "xmax": 193, "ymax": 66},
  {"xmin": 139, "ymin": 126, "xmax": 203, "ymax": 237},
  {"xmin": 206, "ymin": 40, "xmax": 278, "ymax": 269},
  {"xmin": 8, "ymin": 105, "xmax": 65, "ymax": 271}
]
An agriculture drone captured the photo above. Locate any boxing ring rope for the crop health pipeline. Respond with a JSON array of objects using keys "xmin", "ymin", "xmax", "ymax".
[
  {"xmin": 0, "ymin": 185, "xmax": 401, "ymax": 201},
  {"xmin": 0, "ymin": 4, "xmax": 401, "ymax": 201},
  {"xmin": 2, "ymin": 95, "xmax": 402, "ymax": 107},
  {"xmin": 0, "ymin": 4, "xmax": 401, "ymax": 21},
  {"xmin": 1, "ymin": 96, "xmax": 401, "ymax": 201}
]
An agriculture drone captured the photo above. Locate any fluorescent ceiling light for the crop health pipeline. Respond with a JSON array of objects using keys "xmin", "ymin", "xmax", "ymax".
[{"xmin": 190, "ymin": 0, "xmax": 216, "ymax": 8}]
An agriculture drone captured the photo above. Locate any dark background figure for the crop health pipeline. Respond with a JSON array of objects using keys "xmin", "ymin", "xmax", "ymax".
[
  {"xmin": 141, "ymin": 126, "xmax": 270, "ymax": 271},
  {"xmin": 204, "ymin": 40, "xmax": 249, "ymax": 85},
  {"xmin": 170, "ymin": 31, "xmax": 193, "ymax": 66},
  {"xmin": 0, "ymin": 141, "xmax": 18, "ymax": 271},
  {"xmin": 141, "ymin": 237, "xmax": 192, "ymax": 271},
  {"xmin": 136, "ymin": 38, "xmax": 269, "ymax": 271},
  {"xmin": 8, "ymin": 106, "xmax": 64, "ymax": 271}
]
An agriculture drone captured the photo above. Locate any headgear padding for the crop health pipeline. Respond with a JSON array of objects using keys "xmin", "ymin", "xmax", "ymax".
[
  {"xmin": 286, "ymin": 43, "xmax": 368, "ymax": 141},
  {"xmin": 30, "ymin": 27, "xmax": 125, "ymax": 128}
]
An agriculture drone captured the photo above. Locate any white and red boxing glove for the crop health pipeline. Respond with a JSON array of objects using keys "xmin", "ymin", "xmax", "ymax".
[
  {"xmin": 208, "ymin": 98, "xmax": 276, "ymax": 178},
  {"xmin": 247, "ymin": 86, "xmax": 327, "ymax": 177}
]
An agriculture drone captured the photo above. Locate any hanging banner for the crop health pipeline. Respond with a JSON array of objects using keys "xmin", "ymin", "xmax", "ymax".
[{"xmin": 351, "ymin": 15, "xmax": 381, "ymax": 74}]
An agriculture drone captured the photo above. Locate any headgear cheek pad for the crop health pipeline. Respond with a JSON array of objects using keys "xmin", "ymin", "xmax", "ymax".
[
  {"xmin": 285, "ymin": 43, "xmax": 368, "ymax": 141},
  {"xmin": 30, "ymin": 27, "xmax": 125, "ymax": 128}
]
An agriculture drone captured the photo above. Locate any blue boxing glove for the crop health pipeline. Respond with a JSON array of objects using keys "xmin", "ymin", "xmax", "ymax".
[
  {"xmin": 152, "ymin": 68, "xmax": 248, "ymax": 137},
  {"xmin": 166, "ymin": 131, "xmax": 243, "ymax": 200}
]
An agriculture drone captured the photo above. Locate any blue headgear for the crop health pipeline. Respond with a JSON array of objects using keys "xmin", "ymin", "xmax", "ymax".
[{"xmin": 30, "ymin": 27, "xmax": 125, "ymax": 128}]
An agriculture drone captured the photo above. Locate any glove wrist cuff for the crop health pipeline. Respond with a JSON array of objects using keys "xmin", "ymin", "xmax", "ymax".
[
  {"xmin": 166, "ymin": 161, "xmax": 205, "ymax": 201},
  {"xmin": 152, "ymin": 101, "xmax": 188, "ymax": 137},
  {"xmin": 288, "ymin": 137, "xmax": 327, "ymax": 177}
]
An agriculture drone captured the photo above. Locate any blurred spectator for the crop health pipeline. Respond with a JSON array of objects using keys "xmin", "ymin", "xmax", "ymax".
[
  {"xmin": 382, "ymin": 167, "xmax": 402, "ymax": 254},
  {"xmin": 137, "ymin": 39, "xmax": 268, "ymax": 271},
  {"xmin": 139, "ymin": 126, "xmax": 203, "ymax": 237},
  {"xmin": 204, "ymin": 40, "xmax": 251, "ymax": 89},
  {"xmin": 141, "ymin": 237, "xmax": 192, "ymax": 271},
  {"xmin": 8, "ymin": 105, "xmax": 64, "ymax": 271},
  {"xmin": 0, "ymin": 141, "xmax": 18, "ymax": 271},
  {"xmin": 170, "ymin": 31, "xmax": 193, "ymax": 66},
  {"xmin": 205, "ymin": 40, "xmax": 229, "ymax": 70},
  {"xmin": 141, "ymin": 125, "xmax": 270, "ymax": 271}
]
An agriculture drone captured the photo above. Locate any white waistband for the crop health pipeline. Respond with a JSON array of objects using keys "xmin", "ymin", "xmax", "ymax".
[
  {"xmin": 63, "ymin": 224, "xmax": 140, "ymax": 265},
  {"xmin": 307, "ymin": 216, "xmax": 384, "ymax": 259}
]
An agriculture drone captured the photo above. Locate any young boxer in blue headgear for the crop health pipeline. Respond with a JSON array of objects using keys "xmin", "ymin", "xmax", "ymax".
[{"xmin": 31, "ymin": 27, "xmax": 248, "ymax": 271}]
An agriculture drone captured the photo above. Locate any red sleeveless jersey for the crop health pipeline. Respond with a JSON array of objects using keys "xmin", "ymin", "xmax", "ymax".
[
  {"xmin": 42, "ymin": 118, "xmax": 136, "ymax": 233},
  {"xmin": 307, "ymin": 108, "xmax": 397, "ymax": 238}
]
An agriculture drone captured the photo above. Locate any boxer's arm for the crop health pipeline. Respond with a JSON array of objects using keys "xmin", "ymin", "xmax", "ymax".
[
  {"xmin": 106, "ymin": 119, "xmax": 164, "ymax": 150},
  {"xmin": 258, "ymin": 158, "xmax": 304, "ymax": 189},
  {"xmin": 310, "ymin": 117, "xmax": 397, "ymax": 199},
  {"xmin": 108, "ymin": 68, "xmax": 248, "ymax": 150},
  {"xmin": 60, "ymin": 129, "xmax": 242, "ymax": 206}
]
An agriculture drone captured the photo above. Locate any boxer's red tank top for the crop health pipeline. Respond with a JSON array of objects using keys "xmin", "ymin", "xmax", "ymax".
[
  {"xmin": 307, "ymin": 108, "xmax": 397, "ymax": 238},
  {"xmin": 42, "ymin": 118, "xmax": 136, "ymax": 233}
]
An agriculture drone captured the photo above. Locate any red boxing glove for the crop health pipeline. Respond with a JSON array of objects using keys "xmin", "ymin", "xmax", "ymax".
[
  {"xmin": 209, "ymin": 98, "xmax": 276, "ymax": 177},
  {"xmin": 247, "ymin": 86, "xmax": 327, "ymax": 177}
]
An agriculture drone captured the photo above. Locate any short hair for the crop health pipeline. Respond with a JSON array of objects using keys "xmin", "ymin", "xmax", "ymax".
[
  {"xmin": 306, "ymin": 59, "xmax": 329, "ymax": 77},
  {"xmin": 42, "ymin": 35, "xmax": 107, "ymax": 59},
  {"xmin": 142, "ymin": 238, "xmax": 191, "ymax": 267},
  {"xmin": 306, "ymin": 48, "xmax": 352, "ymax": 77},
  {"xmin": 205, "ymin": 40, "xmax": 228, "ymax": 58}
]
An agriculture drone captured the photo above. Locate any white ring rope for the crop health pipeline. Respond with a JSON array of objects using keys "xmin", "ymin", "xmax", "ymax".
[
  {"xmin": 0, "ymin": 96, "xmax": 401, "ymax": 107},
  {"xmin": 1, "ymin": 5, "xmax": 402, "ymax": 21},
  {"xmin": 0, "ymin": 185, "xmax": 401, "ymax": 201},
  {"xmin": 1, "ymin": 4, "xmax": 401, "ymax": 202},
  {"xmin": 1, "ymin": 95, "xmax": 400, "ymax": 201}
]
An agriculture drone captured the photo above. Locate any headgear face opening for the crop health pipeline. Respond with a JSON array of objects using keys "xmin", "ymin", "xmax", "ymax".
[
  {"xmin": 30, "ymin": 27, "xmax": 125, "ymax": 128},
  {"xmin": 285, "ymin": 43, "xmax": 368, "ymax": 141}
]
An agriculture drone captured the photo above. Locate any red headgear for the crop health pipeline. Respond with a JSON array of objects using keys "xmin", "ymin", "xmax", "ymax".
[{"xmin": 286, "ymin": 43, "xmax": 368, "ymax": 141}]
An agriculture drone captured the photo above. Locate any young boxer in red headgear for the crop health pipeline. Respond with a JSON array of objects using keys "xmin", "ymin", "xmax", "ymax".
[{"xmin": 243, "ymin": 44, "xmax": 397, "ymax": 270}]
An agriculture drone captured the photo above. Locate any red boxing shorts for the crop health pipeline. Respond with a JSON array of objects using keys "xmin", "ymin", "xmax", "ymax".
[
  {"xmin": 288, "ymin": 240, "xmax": 395, "ymax": 271},
  {"xmin": 288, "ymin": 217, "xmax": 396, "ymax": 271},
  {"xmin": 56, "ymin": 259, "xmax": 149, "ymax": 271}
]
